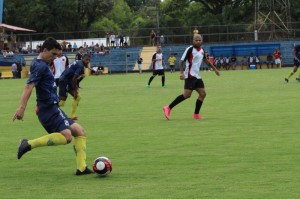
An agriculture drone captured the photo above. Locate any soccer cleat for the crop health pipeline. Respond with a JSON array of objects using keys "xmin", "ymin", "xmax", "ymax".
[
  {"xmin": 75, "ymin": 167, "xmax": 94, "ymax": 176},
  {"xmin": 146, "ymin": 84, "xmax": 150, "ymax": 88},
  {"xmin": 284, "ymin": 78, "xmax": 289, "ymax": 83},
  {"xmin": 193, "ymin": 114, "xmax": 202, "ymax": 120},
  {"xmin": 70, "ymin": 116, "xmax": 78, "ymax": 121},
  {"xmin": 163, "ymin": 106, "xmax": 171, "ymax": 120},
  {"xmin": 17, "ymin": 139, "xmax": 31, "ymax": 159}
]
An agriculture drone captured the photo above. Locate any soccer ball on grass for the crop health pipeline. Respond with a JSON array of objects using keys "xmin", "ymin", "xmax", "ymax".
[{"xmin": 92, "ymin": 156, "xmax": 112, "ymax": 176}]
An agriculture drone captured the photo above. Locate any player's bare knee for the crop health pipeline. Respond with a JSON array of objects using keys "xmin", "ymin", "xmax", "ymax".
[
  {"xmin": 61, "ymin": 132, "xmax": 73, "ymax": 143},
  {"xmin": 70, "ymin": 123, "xmax": 86, "ymax": 137},
  {"xmin": 184, "ymin": 94, "xmax": 191, "ymax": 99}
]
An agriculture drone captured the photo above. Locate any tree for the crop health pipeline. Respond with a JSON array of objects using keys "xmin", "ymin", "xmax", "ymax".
[{"xmin": 4, "ymin": 0, "xmax": 79, "ymax": 32}]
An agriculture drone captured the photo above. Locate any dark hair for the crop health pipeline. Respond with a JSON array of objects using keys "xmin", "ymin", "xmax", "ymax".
[
  {"xmin": 82, "ymin": 53, "xmax": 91, "ymax": 58},
  {"xmin": 41, "ymin": 37, "xmax": 60, "ymax": 51}
]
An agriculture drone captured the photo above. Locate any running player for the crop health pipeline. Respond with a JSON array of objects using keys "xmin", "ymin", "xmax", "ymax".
[
  {"xmin": 58, "ymin": 54, "xmax": 91, "ymax": 120},
  {"xmin": 146, "ymin": 46, "xmax": 166, "ymax": 88},
  {"xmin": 53, "ymin": 46, "xmax": 69, "ymax": 87},
  {"xmin": 13, "ymin": 37, "xmax": 93, "ymax": 175},
  {"xmin": 163, "ymin": 34, "xmax": 220, "ymax": 120},
  {"xmin": 285, "ymin": 44, "xmax": 300, "ymax": 83}
]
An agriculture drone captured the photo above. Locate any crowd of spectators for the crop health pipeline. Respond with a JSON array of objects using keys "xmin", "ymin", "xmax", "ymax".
[{"xmin": 210, "ymin": 49, "xmax": 281, "ymax": 70}]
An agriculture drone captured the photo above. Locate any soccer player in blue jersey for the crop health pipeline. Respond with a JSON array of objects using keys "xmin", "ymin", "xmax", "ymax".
[
  {"xmin": 58, "ymin": 54, "xmax": 90, "ymax": 120},
  {"xmin": 13, "ymin": 37, "xmax": 93, "ymax": 175},
  {"xmin": 285, "ymin": 44, "xmax": 300, "ymax": 83},
  {"xmin": 163, "ymin": 34, "xmax": 220, "ymax": 120}
]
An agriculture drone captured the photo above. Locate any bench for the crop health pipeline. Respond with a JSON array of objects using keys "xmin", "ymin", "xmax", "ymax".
[{"xmin": 0, "ymin": 71, "xmax": 13, "ymax": 79}]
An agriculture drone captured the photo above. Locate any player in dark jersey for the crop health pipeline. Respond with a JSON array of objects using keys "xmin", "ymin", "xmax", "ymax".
[
  {"xmin": 146, "ymin": 46, "xmax": 166, "ymax": 88},
  {"xmin": 285, "ymin": 44, "xmax": 300, "ymax": 82},
  {"xmin": 75, "ymin": 46, "xmax": 84, "ymax": 61},
  {"xmin": 58, "ymin": 54, "xmax": 90, "ymax": 120},
  {"xmin": 163, "ymin": 34, "xmax": 220, "ymax": 120},
  {"xmin": 13, "ymin": 37, "xmax": 93, "ymax": 175}
]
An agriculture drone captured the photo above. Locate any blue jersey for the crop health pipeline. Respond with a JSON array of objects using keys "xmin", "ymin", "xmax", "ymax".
[
  {"xmin": 27, "ymin": 59, "xmax": 59, "ymax": 106},
  {"xmin": 294, "ymin": 45, "xmax": 300, "ymax": 60},
  {"xmin": 59, "ymin": 60, "xmax": 85, "ymax": 83}
]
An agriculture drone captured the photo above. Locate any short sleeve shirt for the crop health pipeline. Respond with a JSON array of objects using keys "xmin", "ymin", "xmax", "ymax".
[
  {"xmin": 181, "ymin": 46, "xmax": 206, "ymax": 79},
  {"xmin": 152, "ymin": 53, "xmax": 164, "ymax": 70},
  {"xmin": 59, "ymin": 60, "xmax": 85, "ymax": 84},
  {"xmin": 27, "ymin": 59, "xmax": 59, "ymax": 106}
]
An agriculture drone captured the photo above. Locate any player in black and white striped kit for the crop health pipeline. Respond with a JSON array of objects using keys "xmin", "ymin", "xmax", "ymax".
[
  {"xmin": 163, "ymin": 34, "xmax": 220, "ymax": 120},
  {"xmin": 146, "ymin": 46, "xmax": 167, "ymax": 88}
]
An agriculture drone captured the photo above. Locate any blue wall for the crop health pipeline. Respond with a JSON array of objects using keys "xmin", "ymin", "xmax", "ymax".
[{"xmin": 164, "ymin": 40, "xmax": 300, "ymax": 66}]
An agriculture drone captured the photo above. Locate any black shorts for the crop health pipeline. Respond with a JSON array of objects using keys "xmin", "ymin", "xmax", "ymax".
[
  {"xmin": 184, "ymin": 78, "xmax": 204, "ymax": 90},
  {"xmin": 294, "ymin": 58, "xmax": 300, "ymax": 67},
  {"xmin": 59, "ymin": 80, "xmax": 74, "ymax": 98},
  {"xmin": 153, "ymin": 69, "xmax": 165, "ymax": 76},
  {"xmin": 170, "ymin": 65, "xmax": 175, "ymax": 68},
  {"xmin": 37, "ymin": 104, "xmax": 74, "ymax": 133}
]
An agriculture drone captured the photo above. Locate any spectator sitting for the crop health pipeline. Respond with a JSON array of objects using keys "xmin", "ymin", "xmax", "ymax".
[
  {"xmin": 254, "ymin": 55, "xmax": 262, "ymax": 69},
  {"xmin": 8, "ymin": 51, "xmax": 14, "ymax": 57},
  {"xmin": 273, "ymin": 49, "xmax": 281, "ymax": 68},
  {"xmin": 124, "ymin": 40, "xmax": 128, "ymax": 48},
  {"xmin": 73, "ymin": 42, "xmax": 78, "ymax": 50},
  {"xmin": 27, "ymin": 45, "xmax": 32, "ymax": 53},
  {"xmin": 248, "ymin": 53, "xmax": 255, "ymax": 69},
  {"xmin": 21, "ymin": 46, "xmax": 27, "ymax": 54},
  {"xmin": 213, "ymin": 57, "xmax": 221, "ymax": 70},
  {"xmin": 105, "ymin": 47, "xmax": 110, "ymax": 54},
  {"xmin": 67, "ymin": 44, "xmax": 72, "ymax": 52},
  {"xmin": 100, "ymin": 43, "xmax": 105, "ymax": 51},
  {"xmin": 224, "ymin": 56, "xmax": 231, "ymax": 70},
  {"xmin": 91, "ymin": 65, "xmax": 104, "ymax": 75},
  {"xmin": 98, "ymin": 51, "xmax": 106, "ymax": 56},
  {"xmin": 94, "ymin": 43, "xmax": 100, "ymax": 53},
  {"xmin": 2, "ymin": 50, "xmax": 7, "ymax": 57},
  {"xmin": 230, "ymin": 54, "xmax": 237, "ymax": 70}
]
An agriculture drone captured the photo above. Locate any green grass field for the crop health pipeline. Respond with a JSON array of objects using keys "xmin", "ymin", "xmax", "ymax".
[{"xmin": 1, "ymin": 68, "xmax": 300, "ymax": 199}]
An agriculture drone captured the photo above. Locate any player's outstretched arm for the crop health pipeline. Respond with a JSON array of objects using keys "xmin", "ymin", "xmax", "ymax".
[
  {"xmin": 12, "ymin": 83, "xmax": 35, "ymax": 121},
  {"xmin": 204, "ymin": 59, "xmax": 220, "ymax": 76}
]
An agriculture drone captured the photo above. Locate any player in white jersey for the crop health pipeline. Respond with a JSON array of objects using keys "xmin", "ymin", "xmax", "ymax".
[
  {"xmin": 163, "ymin": 34, "xmax": 220, "ymax": 120},
  {"xmin": 53, "ymin": 49, "xmax": 69, "ymax": 87},
  {"xmin": 146, "ymin": 46, "xmax": 167, "ymax": 88}
]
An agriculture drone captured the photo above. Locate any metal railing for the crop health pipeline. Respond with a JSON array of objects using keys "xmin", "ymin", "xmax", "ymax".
[{"xmin": 15, "ymin": 22, "xmax": 300, "ymax": 47}]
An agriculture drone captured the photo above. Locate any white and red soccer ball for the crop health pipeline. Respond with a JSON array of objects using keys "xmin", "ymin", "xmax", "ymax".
[{"xmin": 93, "ymin": 156, "xmax": 112, "ymax": 176}]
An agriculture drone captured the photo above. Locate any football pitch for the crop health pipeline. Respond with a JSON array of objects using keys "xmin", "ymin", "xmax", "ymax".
[{"xmin": 1, "ymin": 68, "xmax": 300, "ymax": 199}]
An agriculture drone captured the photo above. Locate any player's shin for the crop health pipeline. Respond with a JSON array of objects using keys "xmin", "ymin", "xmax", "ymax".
[
  {"xmin": 70, "ymin": 93, "xmax": 81, "ymax": 118},
  {"xmin": 28, "ymin": 133, "xmax": 68, "ymax": 149},
  {"xmin": 73, "ymin": 136, "xmax": 87, "ymax": 171}
]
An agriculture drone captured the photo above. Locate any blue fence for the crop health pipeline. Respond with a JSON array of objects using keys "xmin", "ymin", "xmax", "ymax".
[{"xmin": 90, "ymin": 47, "xmax": 142, "ymax": 73}]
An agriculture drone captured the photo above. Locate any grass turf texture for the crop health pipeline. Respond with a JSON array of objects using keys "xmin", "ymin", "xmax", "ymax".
[{"xmin": 0, "ymin": 68, "xmax": 300, "ymax": 199}]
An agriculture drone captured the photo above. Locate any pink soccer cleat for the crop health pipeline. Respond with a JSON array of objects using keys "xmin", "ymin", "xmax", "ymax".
[
  {"xmin": 193, "ymin": 114, "xmax": 202, "ymax": 120},
  {"xmin": 163, "ymin": 106, "xmax": 171, "ymax": 120}
]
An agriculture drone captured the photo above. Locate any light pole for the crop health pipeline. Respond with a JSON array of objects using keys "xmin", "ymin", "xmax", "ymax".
[
  {"xmin": 156, "ymin": 0, "xmax": 160, "ymax": 36},
  {"xmin": 0, "ymin": 0, "xmax": 3, "ymax": 23}
]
